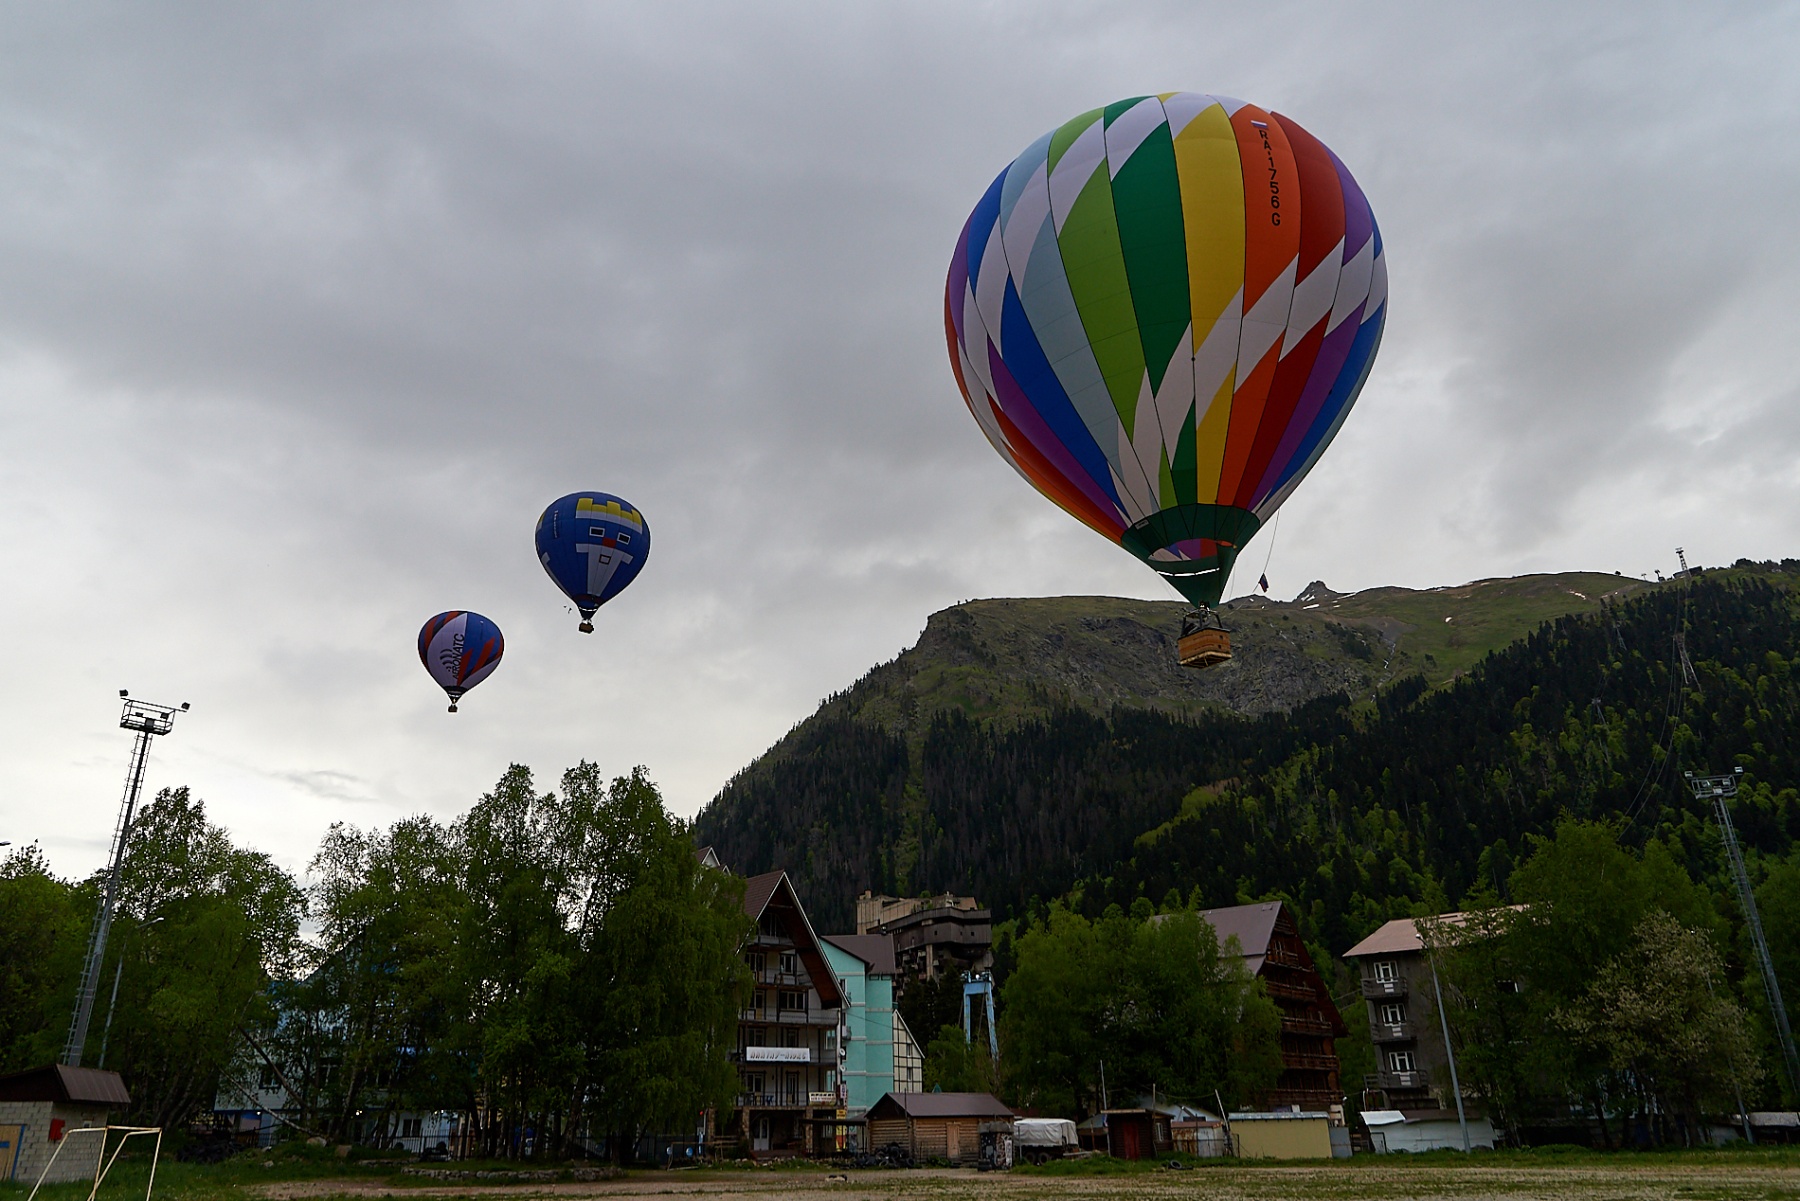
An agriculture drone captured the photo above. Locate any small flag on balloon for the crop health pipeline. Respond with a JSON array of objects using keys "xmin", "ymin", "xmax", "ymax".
[{"xmin": 1259, "ymin": 574, "xmax": 1270, "ymax": 593}]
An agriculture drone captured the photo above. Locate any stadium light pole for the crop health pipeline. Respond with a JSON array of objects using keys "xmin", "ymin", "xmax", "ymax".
[{"xmin": 63, "ymin": 692, "xmax": 188, "ymax": 1067}]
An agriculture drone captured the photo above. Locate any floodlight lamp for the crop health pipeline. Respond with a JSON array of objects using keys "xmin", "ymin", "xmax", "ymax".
[
  {"xmin": 1735, "ymin": 766, "xmax": 1744, "ymax": 775},
  {"xmin": 180, "ymin": 702, "xmax": 190, "ymax": 711},
  {"xmin": 119, "ymin": 689, "xmax": 129, "ymax": 698}
]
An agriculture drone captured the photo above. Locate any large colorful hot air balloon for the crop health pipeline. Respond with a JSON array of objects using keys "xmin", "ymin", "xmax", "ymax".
[
  {"xmin": 418, "ymin": 611, "xmax": 503, "ymax": 712},
  {"xmin": 535, "ymin": 492, "xmax": 650, "ymax": 632},
  {"xmin": 945, "ymin": 93, "xmax": 1386, "ymax": 667}
]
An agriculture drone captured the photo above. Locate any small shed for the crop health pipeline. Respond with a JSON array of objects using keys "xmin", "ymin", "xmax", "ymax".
[
  {"xmin": 0, "ymin": 1064, "xmax": 131, "ymax": 1184},
  {"xmin": 1101, "ymin": 1108, "xmax": 1172, "ymax": 1159},
  {"xmin": 1362, "ymin": 1108, "xmax": 1495, "ymax": 1153},
  {"xmin": 866, "ymin": 1091, "xmax": 1012, "ymax": 1166},
  {"xmin": 1228, "ymin": 1110, "xmax": 1333, "ymax": 1159}
]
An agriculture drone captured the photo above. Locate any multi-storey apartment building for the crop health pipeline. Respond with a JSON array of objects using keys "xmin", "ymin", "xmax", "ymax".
[
  {"xmin": 1198, "ymin": 902, "xmax": 1347, "ymax": 1111},
  {"xmin": 854, "ymin": 891, "xmax": 993, "ymax": 983},
  {"xmin": 730, "ymin": 871, "xmax": 847, "ymax": 1156}
]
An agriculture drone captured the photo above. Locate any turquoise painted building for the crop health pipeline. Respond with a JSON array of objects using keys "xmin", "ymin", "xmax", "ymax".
[{"xmin": 821, "ymin": 934, "xmax": 923, "ymax": 1116}]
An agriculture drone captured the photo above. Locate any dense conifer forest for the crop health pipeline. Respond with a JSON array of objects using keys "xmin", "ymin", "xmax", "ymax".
[{"xmin": 697, "ymin": 565, "xmax": 1800, "ymax": 948}]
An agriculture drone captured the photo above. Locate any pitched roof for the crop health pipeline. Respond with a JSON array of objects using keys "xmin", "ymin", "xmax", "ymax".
[
  {"xmin": 1343, "ymin": 907, "xmax": 1526, "ymax": 959},
  {"xmin": 1198, "ymin": 902, "xmax": 1283, "ymax": 973},
  {"xmin": 742, "ymin": 870, "xmax": 784, "ymax": 922},
  {"xmin": 740, "ymin": 869, "xmax": 844, "ymax": 1010},
  {"xmin": 0, "ymin": 1064, "xmax": 131, "ymax": 1106},
  {"xmin": 868, "ymin": 1091, "xmax": 1014, "ymax": 1120},
  {"xmin": 822, "ymin": 933, "xmax": 897, "ymax": 976}
]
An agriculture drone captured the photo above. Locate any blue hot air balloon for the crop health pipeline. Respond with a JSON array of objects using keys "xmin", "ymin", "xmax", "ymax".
[
  {"xmin": 535, "ymin": 492, "xmax": 651, "ymax": 632},
  {"xmin": 418, "ymin": 611, "xmax": 504, "ymax": 712}
]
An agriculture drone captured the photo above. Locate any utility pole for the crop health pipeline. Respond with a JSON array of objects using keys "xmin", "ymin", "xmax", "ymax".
[
  {"xmin": 63, "ymin": 691, "xmax": 188, "ymax": 1067},
  {"xmin": 1687, "ymin": 767, "xmax": 1800, "ymax": 1098},
  {"xmin": 1426, "ymin": 936, "xmax": 1472, "ymax": 1152}
]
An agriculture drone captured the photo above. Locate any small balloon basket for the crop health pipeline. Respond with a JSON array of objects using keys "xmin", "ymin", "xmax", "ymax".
[{"xmin": 1178, "ymin": 608, "xmax": 1232, "ymax": 670}]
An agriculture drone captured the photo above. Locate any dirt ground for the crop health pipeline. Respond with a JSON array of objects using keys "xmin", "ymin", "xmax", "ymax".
[{"xmin": 247, "ymin": 1160, "xmax": 1800, "ymax": 1201}]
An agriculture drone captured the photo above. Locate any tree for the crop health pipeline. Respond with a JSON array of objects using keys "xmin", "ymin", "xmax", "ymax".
[
  {"xmin": 0, "ymin": 847, "xmax": 88, "ymax": 1072},
  {"xmin": 1754, "ymin": 847, "xmax": 1800, "ymax": 1106},
  {"xmin": 105, "ymin": 787, "xmax": 304, "ymax": 1128},
  {"xmin": 1559, "ymin": 911, "xmax": 1760, "ymax": 1145},
  {"xmin": 570, "ymin": 765, "xmax": 752, "ymax": 1155},
  {"xmin": 923, "ymin": 1024, "xmax": 998, "ymax": 1094},
  {"xmin": 1000, "ymin": 903, "xmax": 1280, "ymax": 1118}
]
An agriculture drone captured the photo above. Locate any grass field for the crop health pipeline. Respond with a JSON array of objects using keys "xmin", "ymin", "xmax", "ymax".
[{"xmin": 11, "ymin": 1146, "xmax": 1800, "ymax": 1201}]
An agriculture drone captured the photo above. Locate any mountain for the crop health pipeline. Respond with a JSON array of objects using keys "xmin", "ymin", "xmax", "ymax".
[{"xmin": 694, "ymin": 566, "xmax": 1797, "ymax": 939}]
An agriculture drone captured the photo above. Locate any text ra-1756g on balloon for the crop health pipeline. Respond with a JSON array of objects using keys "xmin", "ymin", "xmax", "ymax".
[{"xmin": 945, "ymin": 93, "xmax": 1386, "ymax": 668}]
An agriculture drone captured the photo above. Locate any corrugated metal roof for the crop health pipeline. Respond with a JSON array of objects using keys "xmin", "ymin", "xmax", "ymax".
[
  {"xmin": 822, "ymin": 933, "xmax": 897, "ymax": 977},
  {"xmin": 868, "ymin": 1091, "xmax": 1014, "ymax": 1120},
  {"xmin": 0, "ymin": 1064, "xmax": 131, "ymax": 1106}
]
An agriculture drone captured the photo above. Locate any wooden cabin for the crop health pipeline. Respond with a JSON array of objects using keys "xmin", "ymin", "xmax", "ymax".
[{"xmin": 865, "ymin": 1092, "xmax": 1012, "ymax": 1166}]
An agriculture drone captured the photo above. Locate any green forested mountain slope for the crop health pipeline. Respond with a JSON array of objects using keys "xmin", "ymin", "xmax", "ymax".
[{"xmin": 694, "ymin": 567, "xmax": 1797, "ymax": 938}]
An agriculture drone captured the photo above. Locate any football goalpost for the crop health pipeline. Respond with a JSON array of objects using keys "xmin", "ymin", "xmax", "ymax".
[{"xmin": 26, "ymin": 1125, "xmax": 163, "ymax": 1201}]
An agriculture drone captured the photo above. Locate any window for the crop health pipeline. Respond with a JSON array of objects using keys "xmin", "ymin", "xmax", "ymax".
[
  {"xmin": 1498, "ymin": 979, "xmax": 1522, "ymax": 994},
  {"xmin": 779, "ymin": 951, "xmax": 798, "ymax": 975},
  {"xmin": 759, "ymin": 915, "xmax": 782, "ymax": 939},
  {"xmin": 401, "ymin": 1118, "xmax": 422, "ymax": 1139},
  {"xmin": 258, "ymin": 1066, "xmax": 280, "ymax": 1091},
  {"xmin": 1379, "ymin": 1002, "xmax": 1405, "ymax": 1025},
  {"xmin": 779, "ymin": 989, "xmax": 807, "ymax": 1012},
  {"xmin": 754, "ymin": 991, "xmax": 766, "ymax": 1013},
  {"xmin": 746, "ymin": 1026, "xmax": 766, "ymax": 1046},
  {"xmin": 745, "ymin": 1072, "xmax": 764, "ymax": 1095},
  {"xmin": 782, "ymin": 1027, "xmax": 799, "ymax": 1048},
  {"xmin": 1374, "ymin": 961, "xmax": 1398, "ymax": 982},
  {"xmin": 1389, "ymin": 1051, "xmax": 1416, "ymax": 1073},
  {"xmin": 745, "ymin": 952, "xmax": 764, "ymax": 973}
]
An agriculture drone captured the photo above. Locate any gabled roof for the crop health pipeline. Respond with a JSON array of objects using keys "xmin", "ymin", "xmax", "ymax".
[
  {"xmin": 695, "ymin": 845, "xmax": 721, "ymax": 869},
  {"xmin": 0, "ymin": 1064, "xmax": 130, "ymax": 1106},
  {"xmin": 1198, "ymin": 902, "xmax": 1283, "ymax": 974},
  {"xmin": 822, "ymin": 933, "xmax": 897, "ymax": 977},
  {"xmin": 1343, "ymin": 907, "xmax": 1527, "ymax": 959},
  {"xmin": 868, "ymin": 1091, "xmax": 1013, "ymax": 1120},
  {"xmin": 741, "ymin": 869, "xmax": 844, "ymax": 1009}
]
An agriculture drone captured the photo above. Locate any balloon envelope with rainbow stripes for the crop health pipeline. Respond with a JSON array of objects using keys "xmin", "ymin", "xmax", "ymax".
[{"xmin": 945, "ymin": 93, "xmax": 1386, "ymax": 607}]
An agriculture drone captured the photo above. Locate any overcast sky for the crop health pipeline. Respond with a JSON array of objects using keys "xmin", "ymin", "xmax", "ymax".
[{"xmin": 5, "ymin": 2, "xmax": 1798, "ymax": 882}]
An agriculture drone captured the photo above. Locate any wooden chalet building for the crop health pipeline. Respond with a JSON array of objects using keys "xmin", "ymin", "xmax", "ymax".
[
  {"xmin": 1199, "ymin": 902, "xmax": 1347, "ymax": 1111},
  {"xmin": 727, "ymin": 871, "xmax": 847, "ymax": 1156}
]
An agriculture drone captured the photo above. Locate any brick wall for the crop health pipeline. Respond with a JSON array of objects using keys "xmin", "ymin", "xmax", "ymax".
[{"xmin": 0, "ymin": 1101, "xmax": 110, "ymax": 1185}]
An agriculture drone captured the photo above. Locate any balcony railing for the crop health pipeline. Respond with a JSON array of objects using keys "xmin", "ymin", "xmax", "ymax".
[
  {"xmin": 1371, "ymin": 1021, "xmax": 1415, "ymax": 1043},
  {"xmin": 1360, "ymin": 976, "xmax": 1408, "ymax": 999},
  {"xmin": 735, "ymin": 1091, "xmax": 811, "ymax": 1109},
  {"xmin": 1365, "ymin": 1070, "xmax": 1429, "ymax": 1091},
  {"xmin": 739, "ymin": 1007, "xmax": 839, "ymax": 1025},
  {"xmin": 1281, "ymin": 1051, "xmax": 1339, "ymax": 1072},
  {"xmin": 1280, "ymin": 1014, "xmax": 1337, "ymax": 1036},
  {"xmin": 1263, "ymin": 977, "xmax": 1317, "ymax": 1002}
]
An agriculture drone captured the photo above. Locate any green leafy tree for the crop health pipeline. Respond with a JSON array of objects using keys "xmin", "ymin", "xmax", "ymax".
[
  {"xmin": 923, "ymin": 1023, "xmax": 998, "ymax": 1094},
  {"xmin": 1000, "ymin": 902, "xmax": 1279, "ymax": 1117},
  {"xmin": 1753, "ymin": 848, "xmax": 1800, "ymax": 1105},
  {"xmin": 0, "ymin": 847, "xmax": 88, "ymax": 1071},
  {"xmin": 1559, "ymin": 911, "xmax": 1760, "ymax": 1144},
  {"xmin": 106, "ymin": 787, "xmax": 304, "ymax": 1127},
  {"xmin": 570, "ymin": 765, "xmax": 753, "ymax": 1155},
  {"xmin": 301, "ymin": 814, "xmax": 470, "ymax": 1141}
]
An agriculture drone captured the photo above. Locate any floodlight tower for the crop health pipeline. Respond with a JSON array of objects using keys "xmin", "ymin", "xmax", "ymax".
[
  {"xmin": 62, "ymin": 691, "xmax": 188, "ymax": 1067},
  {"xmin": 1687, "ymin": 767, "xmax": 1800, "ymax": 1097}
]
